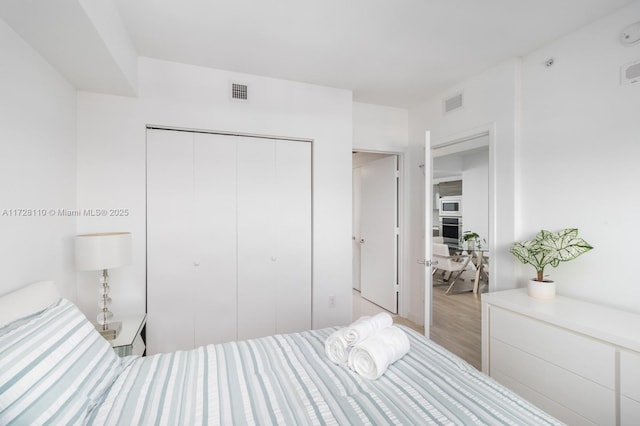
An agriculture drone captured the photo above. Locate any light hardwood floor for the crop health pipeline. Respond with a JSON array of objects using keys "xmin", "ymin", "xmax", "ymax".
[
  {"xmin": 429, "ymin": 286, "xmax": 482, "ymax": 370},
  {"xmin": 352, "ymin": 285, "xmax": 482, "ymax": 370}
]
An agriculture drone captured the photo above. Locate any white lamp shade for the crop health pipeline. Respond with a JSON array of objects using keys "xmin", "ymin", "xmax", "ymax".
[{"xmin": 75, "ymin": 232, "xmax": 132, "ymax": 271}]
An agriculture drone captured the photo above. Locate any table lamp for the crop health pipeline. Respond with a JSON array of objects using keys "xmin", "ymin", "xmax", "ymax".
[{"xmin": 75, "ymin": 232, "xmax": 132, "ymax": 339}]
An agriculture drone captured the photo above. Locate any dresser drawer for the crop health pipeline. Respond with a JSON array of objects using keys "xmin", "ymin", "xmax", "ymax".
[
  {"xmin": 492, "ymin": 371, "xmax": 598, "ymax": 426},
  {"xmin": 489, "ymin": 306, "xmax": 615, "ymax": 388},
  {"xmin": 622, "ymin": 395, "xmax": 640, "ymax": 425},
  {"xmin": 490, "ymin": 338, "xmax": 615, "ymax": 425},
  {"xmin": 621, "ymin": 350, "xmax": 640, "ymax": 402}
]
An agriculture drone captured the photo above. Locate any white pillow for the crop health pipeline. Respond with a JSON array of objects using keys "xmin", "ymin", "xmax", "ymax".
[
  {"xmin": 0, "ymin": 298, "xmax": 122, "ymax": 424},
  {"xmin": 0, "ymin": 281, "xmax": 60, "ymax": 327}
]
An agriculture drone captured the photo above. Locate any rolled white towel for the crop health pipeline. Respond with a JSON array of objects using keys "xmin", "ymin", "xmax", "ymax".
[
  {"xmin": 324, "ymin": 328, "xmax": 350, "ymax": 365},
  {"xmin": 347, "ymin": 326, "xmax": 410, "ymax": 380},
  {"xmin": 344, "ymin": 312, "xmax": 393, "ymax": 346}
]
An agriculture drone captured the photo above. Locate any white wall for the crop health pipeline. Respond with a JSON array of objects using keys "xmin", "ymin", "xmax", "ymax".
[
  {"xmin": 518, "ymin": 1, "xmax": 640, "ymax": 312},
  {"xmin": 78, "ymin": 0, "xmax": 138, "ymax": 92},
  {"xmin": 76, "ymin": 57, "xmax": 353, "ymax": 329},
  {"xmin": 462, "ymin": 149, "xmax": 489, "ymax": 244},
  {"xmin": 433, "ymin": 156, "xmax": 463, "ymax": 179},
  {"xmin": 410, "ymin": 1, "xmax": 640, "ymax": 327},
  {"xmin": 353, "ymin": 102, "xmax": 408, "ymax": 151},
  {"xmin": 0, "ymin": 18, "xmax": 77, "ymax": 298},
  {"xmin": 408, "ymin": 58, "xmax": 519, "ymax": 327},
  {"xmin": 351, "ymin": 102, "xmax": 419, "ymax": 319}
]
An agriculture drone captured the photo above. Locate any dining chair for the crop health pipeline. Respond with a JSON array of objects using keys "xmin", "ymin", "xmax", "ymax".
[
  {"xmin": 431, "ymin": 243, "xmax": 472, "ymax": 295},
  {"xmin": 480, "ymin": 252, "xmax": 490, "ymax": 290}
]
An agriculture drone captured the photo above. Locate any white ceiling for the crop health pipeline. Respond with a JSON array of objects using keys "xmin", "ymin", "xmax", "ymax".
[
  {"xmin": 113, "ymin": 0, "xmax": 633, "ymax": 107},
  {"xmin": 1, "ymin": 0, "xmax": 633, "ymax": 107}
]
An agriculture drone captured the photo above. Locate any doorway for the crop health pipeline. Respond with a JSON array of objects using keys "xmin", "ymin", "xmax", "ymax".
[
  {"xmin": 433, "ymin": 144, "xmax": 489, "ymax": 250},
  {"xmin": 425, "ymin": 130, "xmax": 492, "ymax": 369},
  {"xmin": 352, "ymin": 151, "xmax": 400, "ymax": 315}
]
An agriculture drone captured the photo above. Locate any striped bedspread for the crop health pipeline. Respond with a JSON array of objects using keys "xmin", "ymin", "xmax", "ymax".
[{"xmin": 86, "ymin": 326, "xmax": 561, "ymax": 425}]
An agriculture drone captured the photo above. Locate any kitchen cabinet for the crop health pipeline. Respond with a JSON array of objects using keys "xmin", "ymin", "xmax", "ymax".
[{"xmin": 437, "ymin": 180, "xmax": 462, "ymax": 197}]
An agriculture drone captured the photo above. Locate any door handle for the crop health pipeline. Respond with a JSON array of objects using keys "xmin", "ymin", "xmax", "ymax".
[
  {"xmin": 360, "ymin": 238, "xmax": 365, "ymax": 244},
  {"xmin": 418, "ymin": 259, "xmax": 438, "ymax": 267}
]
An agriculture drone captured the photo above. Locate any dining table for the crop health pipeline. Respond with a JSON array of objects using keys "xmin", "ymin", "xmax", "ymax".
[{"xmin": 448, "ymin": 241, "xmax": 489, "ymax": 294}]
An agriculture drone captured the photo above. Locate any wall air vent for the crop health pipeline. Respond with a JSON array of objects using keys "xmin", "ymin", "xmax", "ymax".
[
  {"xmin": 443, "ymin": 92, "xmax": 463, "ymax": 114},
  {"xmin": 230, "ymin": 82, "xmax": 249, "ymax": 101}
]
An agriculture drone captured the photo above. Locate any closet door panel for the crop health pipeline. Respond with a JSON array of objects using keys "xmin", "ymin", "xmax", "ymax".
[
  {"xmin": 147, "ymin": 130, "xmax": 312, "ymax": 347},
  {"xmin": 146, "ymin": 129, "xmax": 195, "ymax": 354},
  {"xmin": 237, "ymin": 139, "xmax": 277, "ymax": 340},
  {"xmin": 275, "ymin": 141, "xmax": 312, "ymax": 333},
  {"xmin": 193, "ymin": 134, "xmax": 238, "ymax": 346}
]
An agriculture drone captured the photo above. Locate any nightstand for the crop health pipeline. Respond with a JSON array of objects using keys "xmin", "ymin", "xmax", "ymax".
[{"xmin": 109, "ymin": 314, "xmax": 147, "ymax": 357}]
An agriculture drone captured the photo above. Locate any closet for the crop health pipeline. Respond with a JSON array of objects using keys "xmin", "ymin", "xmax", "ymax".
[{"xmin": 146, "ymin": 128, "xmax": 311, "ymax": 354}]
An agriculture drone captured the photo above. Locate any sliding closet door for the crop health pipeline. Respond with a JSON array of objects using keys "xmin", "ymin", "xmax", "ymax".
[
  {"xmin": 274, "ymin": 140, "xmax": 312, "ymax": 334},
  {"xmin": 146, "ymin": 129, "xmax": 196, "ymax": 354},
  {"xmin": 193, "ymin": 133, "xmax": 237, "ymax": 346}
]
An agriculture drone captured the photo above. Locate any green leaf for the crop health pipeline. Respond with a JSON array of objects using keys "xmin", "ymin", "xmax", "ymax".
[
  {"xmin": 539, "ymin": 228, "xmax": 593, "ymax": 263},
  {"xmin": 510, "ymin": 242, "xmax": 532, "ymax": 265},
  {"xmin": 510, "ymin": 228, "xmax": 593, "ymax": 278},
  {"xmin": 510, "ymin": 240, "xmax": 544, "ymax": 272}
]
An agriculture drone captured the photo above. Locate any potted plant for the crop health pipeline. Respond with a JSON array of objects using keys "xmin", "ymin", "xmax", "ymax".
[
  {"xmin": 510, "ymin": 228, "xmax": 593, "ymax": 299},
  {"xmin": 462, "ymin": 231, "xmax": 480, "ymax": 250}
]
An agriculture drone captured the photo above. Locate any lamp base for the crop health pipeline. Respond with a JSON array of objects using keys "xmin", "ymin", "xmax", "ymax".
[{"xmin": 95, "ymin": 321, "xmax": 122, "ymax": 340}]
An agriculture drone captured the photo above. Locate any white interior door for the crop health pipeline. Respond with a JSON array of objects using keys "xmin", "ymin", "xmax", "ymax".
[
  {"xmin": 236, "ymin": 138, "xmax": 312, "ymax": 340},
  {"xmin": 360, "ymin": 155, "xmax": 398, "ymax": 313},
  {"xmin": 146, "ymin": 129, "xmax": 196, "ymax": 354},
  {"xmin": 148, "ymin": 129, "xmax": 312, "ymax": 348},
  {"xmin": 274, "ymin": 140, "xmax": 312, "ymax": 334},
  {"xmin": 193, "ymin": 133, "xmax": 238, "ymax": 346},
  {"xmin": 237, "ymin": 138, "xmax": 277, "ymax": 340},
  {"xmin": 422, "ymin": 135, "xmax": 433, "ymax": 338}
]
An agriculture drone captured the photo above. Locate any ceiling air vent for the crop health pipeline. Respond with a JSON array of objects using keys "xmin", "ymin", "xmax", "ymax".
[
  {"xmin": 230, "ymin": 82, "xmax": 248, "ymax": 101},
  {"xmin": 621, "ymin": 59, "xmax": 640, "ymax": 85},
  {"xmin": 443, "ymin": 92, "xmax": 463, "ymax": 114}
]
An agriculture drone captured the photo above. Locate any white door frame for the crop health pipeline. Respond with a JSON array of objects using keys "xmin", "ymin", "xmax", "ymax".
[
  {"xmin": 424, "ymin": 123, "xmax": 496, "ymax": 334},
  {"xmin": 352, "ymin": 167, "xmax": 362, "ymax": 292},
  {"xmin": 352, "ymin": 149, "xmax": 406, "ymax": 318}
]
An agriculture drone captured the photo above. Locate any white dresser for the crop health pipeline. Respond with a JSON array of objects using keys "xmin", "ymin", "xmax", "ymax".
[{"xmin": 482, "ymin": 289, "xmax": 640, "ymax": 426}]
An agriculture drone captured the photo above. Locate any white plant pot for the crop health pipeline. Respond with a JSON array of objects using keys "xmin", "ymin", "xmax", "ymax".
[{"xmin": 528, "ymin": 279, "xmax": 556, "ymax": 299}]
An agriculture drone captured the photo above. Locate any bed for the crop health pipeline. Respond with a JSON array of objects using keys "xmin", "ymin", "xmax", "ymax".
[{"xmin": 0, "ymin": 282, "xmax": 562, "ymax": 425}]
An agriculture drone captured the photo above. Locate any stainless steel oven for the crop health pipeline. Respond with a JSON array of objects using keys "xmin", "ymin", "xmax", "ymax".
[{"xmin": 439, "ymin": 216, "xmax": 462, "ymax": 244}]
